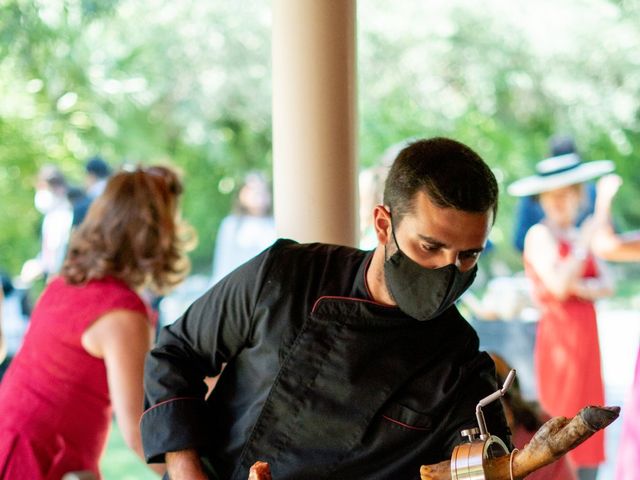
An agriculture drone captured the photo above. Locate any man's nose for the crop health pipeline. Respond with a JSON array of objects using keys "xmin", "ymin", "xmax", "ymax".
[
  {"xmin": 442, "ymin": 251, "xmax": 461, "ymax": 269},
  {"xmin": 445, "ymin": 251, "xmax": 476, "ymax": 272}
]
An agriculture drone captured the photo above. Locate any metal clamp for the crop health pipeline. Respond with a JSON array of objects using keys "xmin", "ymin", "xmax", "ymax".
[{"xmin": 450, "ymin": 369, "xmax": 516, "ymax": 480}]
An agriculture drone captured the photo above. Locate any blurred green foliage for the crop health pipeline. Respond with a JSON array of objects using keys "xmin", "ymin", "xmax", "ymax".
[
  {"xmin": 1, "ymin": 0, "xmax": 639, "ymax": 277},
  {"xmin": 101, "ymin": 420, "xmax": 157, "ymax": 480},
  {"xmin": 0, "ymin": 1, "xmax": 272, "ymax": 274},
  {"xmin": 358, "ymin": 0, "xmax": 640, "ymax": 273}
]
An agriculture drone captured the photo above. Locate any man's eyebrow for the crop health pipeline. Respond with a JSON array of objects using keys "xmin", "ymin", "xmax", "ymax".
[
  {"xmin": 417, "ymin": 234, "xmax": 485, "ymax": 254},
  {"xmin": 417, "ymin": 235, "xmax": 447, "ymax": 247}
]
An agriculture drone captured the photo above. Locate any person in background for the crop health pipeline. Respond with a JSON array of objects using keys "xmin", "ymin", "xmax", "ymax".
[
  {"xmin": 489, "ymin": 352, "xmax": 576, "ymax": 480},
  {"xmin": 0, "ymin": 166, "xmax": 194, "ymax": 479},
  {"xmin": 85, "ymin": 155, "xmax": 112, "ymax": 200},
  {"xmin": 358, "ymin": 140, "xmax": 413, "ymax": 250},
  {"xmin": 512, "ymin": 135, "xmax": 597, "ymax": 253},
  {"xmin": 21, "ymin": 165, "xmax": 74, "ymax": 283},
  {"xmin": 141, "ymin": 137, "xmax": 510, "ymax": 480},
  {"xmin": 358, "ymin": 165, "xmax": 389, "ymax": 250},
  {"xmin": 590, "ymin": 174, "xmax": 640, "ymax": 480},
  {"xmin": 508, "ymin": 153, "xmax": 615, "ymax": 480},
  {"xmin": 211, "ymin": 172, "xmax": 276, "ymax": 285},
  {"xmin": 68, "ymin": 185, "xmax": 91, "ymax": 228},
  {"xmin": 0, "ymin": 273, "xmax": 30, "ymax": 381},
  {"xmin": 72, "ymin": 155, "xmax": 113, "ymax": 227}
]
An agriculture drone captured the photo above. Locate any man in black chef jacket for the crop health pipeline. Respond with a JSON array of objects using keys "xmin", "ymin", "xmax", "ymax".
[{"xmin": 141, "ymin": 137, "xmax": 510, "ymax": 480}]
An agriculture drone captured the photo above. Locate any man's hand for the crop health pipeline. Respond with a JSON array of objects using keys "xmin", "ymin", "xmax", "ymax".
[{"xmin": 166, "ymin": 449, "xmax": 209, "ymax": 480}]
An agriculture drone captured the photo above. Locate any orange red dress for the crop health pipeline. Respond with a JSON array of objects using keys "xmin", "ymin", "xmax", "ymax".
[
  {"xmin": 525, "ymin": 240, "xmax": 605, "ymax": 469},
  {"xmin": 0, "ymin": 276, "xmax": 149, "ymax": 480}
]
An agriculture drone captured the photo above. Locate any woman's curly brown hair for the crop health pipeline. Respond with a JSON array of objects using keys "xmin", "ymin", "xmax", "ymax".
[{"xmin": 61, "ymin": 166, "xmax": 196, "ymax": 294}]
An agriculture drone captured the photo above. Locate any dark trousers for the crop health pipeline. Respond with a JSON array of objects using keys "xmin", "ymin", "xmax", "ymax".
[{"xmin": 577, "ymin": 467, "xmax": 598, "ymax": 480}]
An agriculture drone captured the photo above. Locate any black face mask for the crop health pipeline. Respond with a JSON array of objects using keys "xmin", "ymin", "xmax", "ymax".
[{"xmin": 384, "ymin": 226, "xmax": 477, "ymax": 321}]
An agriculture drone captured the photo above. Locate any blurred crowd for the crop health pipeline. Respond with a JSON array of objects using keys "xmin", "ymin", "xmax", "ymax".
[{"xmin": 0, "ymin": 136, "xmax": 638, "ymax": 480}]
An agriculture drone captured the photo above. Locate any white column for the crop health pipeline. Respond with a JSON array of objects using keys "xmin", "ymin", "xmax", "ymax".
[{"xmin": 272, "ymin": 0, "xmax": 357, "ymax": 246}]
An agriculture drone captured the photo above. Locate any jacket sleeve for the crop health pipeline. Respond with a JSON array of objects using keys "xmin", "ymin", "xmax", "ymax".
[{"xmin": 141, "ymin": 241, "xmax": 280, "ymax": 463}]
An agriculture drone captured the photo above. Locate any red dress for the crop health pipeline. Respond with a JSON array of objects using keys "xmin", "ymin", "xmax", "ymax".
[
  {"xmin": 0, "ymin": 276, "xmax": 149, "ymax": 480},
  {"xmin": 525, "ymin": 240, "xmax": 605, "ymax": 469}
]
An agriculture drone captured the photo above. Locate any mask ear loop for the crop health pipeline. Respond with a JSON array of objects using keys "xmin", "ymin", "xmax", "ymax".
[
  {"xmin": 509, "ymin": 448, "xmax": 519, "ymax": 480},
  {"xmin": 386, "ymin": 205, "xmax": 403, "ymax": 253}
]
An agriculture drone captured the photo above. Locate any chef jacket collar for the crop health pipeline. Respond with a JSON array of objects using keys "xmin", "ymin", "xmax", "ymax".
[
  {"xmin": 350, "ymin": 249, "xmax": 374, "ymax": 300},
  {"xmin": 311, "ymin": 248, "xmax": 454, "ymax": 326}
]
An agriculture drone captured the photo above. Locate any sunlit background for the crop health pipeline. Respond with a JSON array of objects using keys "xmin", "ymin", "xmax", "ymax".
[
  {"xmin": 2, "ymin": 0, "xmax": 639, "ymax": 274},
  {"xmin": 1, "ymin": 1, "xmax": 639, "ymax": 478}
]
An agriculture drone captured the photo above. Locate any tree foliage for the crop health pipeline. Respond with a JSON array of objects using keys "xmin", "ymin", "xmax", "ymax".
[
  {"xmin": 0, "ymin": 0, "xmax": 272, "ymax": 273},
  {"xmin": 358, "ymin": 0, "xmax": 640, "ymax": 268},
  {"xmin": 1, "ymin": 0, "xmax": 639, "ymax": 275}
]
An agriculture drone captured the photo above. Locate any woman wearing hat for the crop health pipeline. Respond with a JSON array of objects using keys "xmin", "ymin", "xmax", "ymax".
[{"xmin": 508, "ymin": 153, "xmax": 615, "ymax": 480}]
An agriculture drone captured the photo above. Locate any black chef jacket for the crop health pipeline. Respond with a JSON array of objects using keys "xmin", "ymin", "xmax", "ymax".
[{"xmin": 142, "ymin": 239, "xmax": 509, "ymax": 480}]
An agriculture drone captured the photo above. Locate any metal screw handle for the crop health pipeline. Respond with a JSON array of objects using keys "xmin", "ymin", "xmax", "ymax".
[
  {"xmin": 460, "ymin": 427, "xmax": 480, "ymax": 442},
  {"xmin": 476, "ymin": 369, "xmax": 516, "ymax": 439}
]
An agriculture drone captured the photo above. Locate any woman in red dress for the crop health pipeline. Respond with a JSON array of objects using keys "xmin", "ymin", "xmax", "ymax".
[
  {"xmin": 0, "ymin": 166, "xmax": 193, "ymax": 479},
  {"xmin": 509, "ymin": 153, "xmax": 615, "ymax": 480}
]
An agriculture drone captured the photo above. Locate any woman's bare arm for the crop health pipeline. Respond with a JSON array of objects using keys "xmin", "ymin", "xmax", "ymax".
[
  {"xmin": 591, "ymin": 174, "xmax": 640, "ymax": 262},
  {"xmin": 82, "ymin": 309, "xmax": 166, "ymax": 477},
  {"xmin": 593, "ymin": 226, "xmax": 640, "ymax": 262},
  {"xmin": 569, "ymin": 257, "xmax": 615, "ymax": 300},
  {"xmin": 524, "ymin": 224, "xmax": 587, "ymax": 301}
]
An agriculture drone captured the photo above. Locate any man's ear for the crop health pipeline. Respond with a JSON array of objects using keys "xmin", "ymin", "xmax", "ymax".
[{"xmin": 373, "ymin": 205, "xmax": 392, "ymax": 245}]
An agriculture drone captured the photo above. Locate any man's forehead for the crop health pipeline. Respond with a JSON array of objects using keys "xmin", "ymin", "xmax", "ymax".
[{"xmin": 400, "ymin": 192, "xmax": 493, "ymax": 244}]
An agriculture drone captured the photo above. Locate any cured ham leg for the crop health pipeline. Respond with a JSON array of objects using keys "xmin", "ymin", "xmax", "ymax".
[
  {"xmin": 248, "ymin": 461, "xmax": 272, "ymax": 480},
  {"xmin": 245, "ymin": 406, "xmax": 619, "ymax": 480},
  {"xmin": 420, "ymin": 405, "xmax": 620, "ymax": 480}
]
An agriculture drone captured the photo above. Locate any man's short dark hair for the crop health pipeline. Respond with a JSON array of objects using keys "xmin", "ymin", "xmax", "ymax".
[{"xmin": 383, "ymin": 137, "xmax": 498, "ymax": 224}]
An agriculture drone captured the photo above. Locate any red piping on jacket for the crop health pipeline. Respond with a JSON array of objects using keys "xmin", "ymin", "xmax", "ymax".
[
  {"xmin": 139, "ymin": 396, "xmax": 202, "ymax": 425},
  {"xmin": 382, "ymin": 415, "xmax": 430, "ymax": 431},
  {"xmin": 310, "ymin": 252, "xmax": 397, "ymax": 313},
  {"xmin": 311, "ymin": 295, "xmax": 397, "ymax": 314}
]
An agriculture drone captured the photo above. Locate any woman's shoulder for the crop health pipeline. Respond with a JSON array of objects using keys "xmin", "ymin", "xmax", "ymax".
[
  {"xmin": 524, "ymin": 223, "xmax": 560, "ymax": 252},
  {"xmin": 523, "ymin": 224, "xmax": 566, "ymax": 272},
  {"xmin": 56, "ymin": 275, "xmax": 147, "ymax": 314},
  {"xmin": 525, "ymin": 222, "xmax": 553, "ymax": 239},
  {"xmin": 94, "ymin": 276, "xmax": 147, "ymax": 305},
  {"xmin": 87, "ymin": 275, "xmax": 133, "ymax": 290}
]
